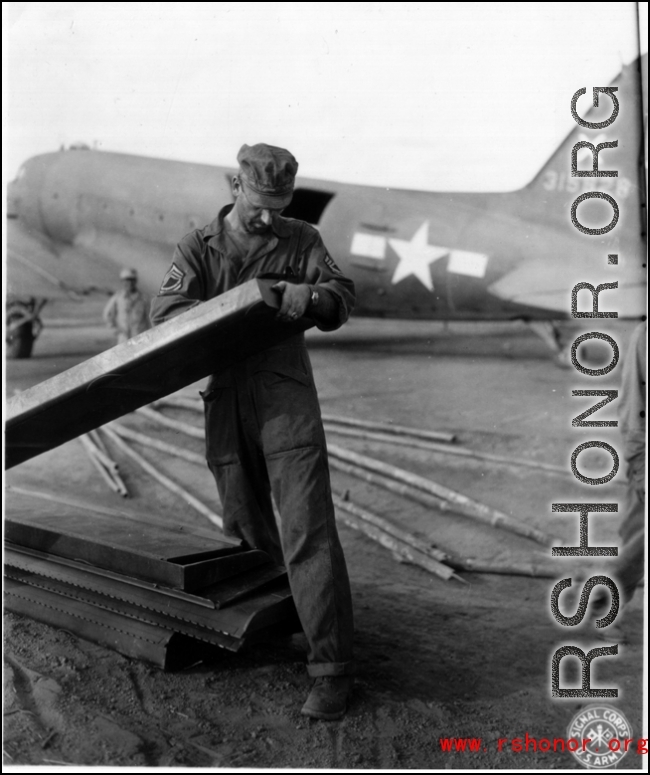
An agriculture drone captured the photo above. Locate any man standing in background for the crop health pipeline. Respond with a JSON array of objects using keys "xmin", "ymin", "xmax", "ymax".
[{"xmin": 103, "ymin": 268, "xmax": 151, "ymax": 344}]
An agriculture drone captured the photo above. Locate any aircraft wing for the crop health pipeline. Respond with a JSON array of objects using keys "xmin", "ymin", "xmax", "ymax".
[
  {"xmin": 6, "ymin": 219, "xmax": 118, "ymax": 299},
  {"xmin": 488, "ymin": 257, "xmax": 647, "ymax": 318}
]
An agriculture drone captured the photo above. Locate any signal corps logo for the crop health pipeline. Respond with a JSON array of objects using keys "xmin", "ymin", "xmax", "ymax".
[{"xmin": 567, "ymin": 705, "xmax": 632, "ymax": 769}]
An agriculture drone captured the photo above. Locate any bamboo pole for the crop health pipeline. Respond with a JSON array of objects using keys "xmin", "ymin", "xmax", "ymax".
[
  {"xmin": 332, "ymin": 493, "xmax": 450, "ymax": 564},
  {"xmin": 81, "ymin": 432, "xmax": 119, "ymax": 473},
  {"xmin": 88, "ymin": 428, "xmax": 110, "ymax": 457},
  {"xmin": 322, "ymin": 413, "xmax": 456, "ymax": 443},
  {"xmin": 333, "ymin": 502, "xmax": 457, "ymax": 582},
  {"xmin": 6, "ymin": 485, "xmax": 139, "ymax": 519},
  {"xmin": 153, "ymin": 395, "xmax": 203, "ymax": 412},
  {"xmin": 83, "ymin": 433, "xmax": 129, "ymax": 496},
  {"xmin": 452, "ymin": 557, "xmax": 563, "ymax": 578},
  {"xmin": 137, "ymin": 406, "xmax": 204, "ymax": 438},
  {"xmin": 102, "ymin": 427, "xmax": 222, "ymax": 529},
  {"xmin": 329, "ymin": 456, "xmax": 451, "ymax": 511},
  {"xmin": 108, "ymin": 422, "xmax": 206, "ymax": 465},
  {"xmin": 325, "ymin": 424, "xmax": 458, "ymax": 454},
  {"xmin": 333, "ymin": 495, "xmax": 559, "ymax": 578},
  {"xmin": 324, "ymin": 424, "xmax": 570, "ymax": 476},
  {"xmin": 327, "ymin": 444, "xmax": 554, "ymax": 546},
  {"xmin": 78, "ymin": 436, "xmax": 124, "ymax": 495}
]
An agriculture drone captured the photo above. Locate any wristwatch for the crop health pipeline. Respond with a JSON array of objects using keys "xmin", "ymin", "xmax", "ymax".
[{"xmin": 308, "ymin": 286, "xmax": 319, "ymax": 310}]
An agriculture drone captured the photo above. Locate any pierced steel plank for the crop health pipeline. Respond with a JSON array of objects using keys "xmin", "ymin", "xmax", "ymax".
[
  {"xmin": 5, "ymin": 567, "xmax": 241, "ymax": 650},
  {"xmin": 5, "ymin": 513, "xmax": 269, "ymax": 590},
  {"xmin": 6, "ymin": 279, "xmax": 313, "ymax": 469},
  {"xmin": 5, "ymin": 577, "xmax": 179, "ymax": 669},
  {"xmin": 5, "ymin": 544, "xmax": 218, "ymax": 609},
  {"xmin": 6, "ymin": 547, "xmax": 296, "ymax": 640}
]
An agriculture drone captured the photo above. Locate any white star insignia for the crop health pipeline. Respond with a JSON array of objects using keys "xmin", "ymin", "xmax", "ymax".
[{"xmin": 389, "ymin": 221, "xmax": 448, "ymax": 291}]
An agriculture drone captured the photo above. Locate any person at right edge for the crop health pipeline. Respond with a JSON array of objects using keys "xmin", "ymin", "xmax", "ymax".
[
  {"xmin": 614, "ymin": 322, "xmax": 646, "ymax": 610},
  {"xmin": 595, "ymin": 321, "xmax": 646, "ymax": 640},
  {"xmin": 150, "ymin": 143, "xmax": 355, "ymax": 719}
]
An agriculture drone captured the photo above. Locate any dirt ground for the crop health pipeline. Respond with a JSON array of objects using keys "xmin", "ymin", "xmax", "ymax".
[{"xmin": 3, "ymin": 299, "xmax": 647, "ymax": 770}]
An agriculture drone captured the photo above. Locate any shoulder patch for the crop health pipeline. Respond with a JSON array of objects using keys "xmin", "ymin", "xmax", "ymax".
[
  {"xmin": 159, "ymin": 262, "xmax": 185, "ymax": 294},
  {"xmin": 323, "ymin": 251, "xmax": 341, "ymax": 272}
]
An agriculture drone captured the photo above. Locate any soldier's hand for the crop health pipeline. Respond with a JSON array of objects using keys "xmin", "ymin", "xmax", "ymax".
[{"xmin": 272, "ymin": 282, "xmax": 311, "ymax": 323}]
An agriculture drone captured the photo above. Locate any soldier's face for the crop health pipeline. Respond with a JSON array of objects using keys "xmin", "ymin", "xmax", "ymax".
[{"xmin": 232, "ymin": 177, "xmax": 285, "ymax": 234}]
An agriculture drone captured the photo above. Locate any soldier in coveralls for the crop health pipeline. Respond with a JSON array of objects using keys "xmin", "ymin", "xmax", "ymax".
[
  {"xmin": 151, "ymin": 144, "xmax": 355, "ymax": 719},
  {"xmin": 103, "ymin": 268, "xmax": 151, "ymax": 344}
]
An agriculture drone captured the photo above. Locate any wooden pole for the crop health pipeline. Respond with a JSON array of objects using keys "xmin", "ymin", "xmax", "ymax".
[
  {"xmin": 322, "ymin": 414, "xmax": 456, "ymax": 443},
  {"xmin": 333, "ymin": 501, "xmax": 457, "ymax": 582},
  {"xmin": 88, "ymin": 428, "xmax": 111, "ymax": 458},
  {"xmin": 327, "ymin": 444, "xmax": 554, "ymax": 546},
  {"xmin": 82, "ymin": 433, "xmax": 129, "ymax": 496},
  {"xmin": 79, "ymin": 433, "xmax": 119, "ymax": 474},
  {"xmin": 108, "ymin": 422, "xmax": 206, "ymax": 465},
  {"xmin": 6, "ymin": 485, "xmax": 136, "ymax": 519},
  {"xmin": 102, "ymin": 427, "xmax": 222, "ymax": 529},
  {"xmin": 153, "ymin": 395, "xmax": 203, "ymax": 412},
  {"xmin": 137, "ymin": 406, "xmax": 204, "ymax": 438},
  {"xmin": 324, "ymin": 425, "xmax": 570, "ymax": 476},
  {"xmin": 452, "ymin": 557, "xmax": 564, "ymax": 578},
  {"xmin": 78, "ymin": 436, "xmax": 124, "ymax": 496},
  {"xmin": 329, "ymin": 456, "xmax": 451, "ymax": 511},
  {"xmin": 82, "ymin": 431, "xmax": 117, "ymax": 472},
  {"xmin": 331, "ymin": 493, "xmax": 450, "ymax": 564}
]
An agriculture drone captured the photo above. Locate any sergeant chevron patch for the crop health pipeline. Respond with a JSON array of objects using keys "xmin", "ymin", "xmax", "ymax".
[
  {"xmin": 323, "ymin": 251, "xmax": 341, "ymax": 272},
  {"xmin": 159, "ymin": 263, "xmax": 185, "ymax": 294}
]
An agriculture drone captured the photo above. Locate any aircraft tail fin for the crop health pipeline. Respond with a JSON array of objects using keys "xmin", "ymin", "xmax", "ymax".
[{"xmin": 518, "ymin": 55, "xmax": 646, "ymax": 236}]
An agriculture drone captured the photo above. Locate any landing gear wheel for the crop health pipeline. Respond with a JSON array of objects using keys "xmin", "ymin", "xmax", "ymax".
[{"xmin": 6, "ymin": 313, "xmax": 35, "ymax": 359}]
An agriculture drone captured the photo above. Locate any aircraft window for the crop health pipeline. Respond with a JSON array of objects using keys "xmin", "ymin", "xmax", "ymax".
[{"xmin": 281, "ymin": 189, "xmax": 334, "ymax": 225}]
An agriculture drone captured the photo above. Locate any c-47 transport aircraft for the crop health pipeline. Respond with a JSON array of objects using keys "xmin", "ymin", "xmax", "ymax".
[{"xmin": 6, "ymin": 57, "xmax": 646, "ymax": 361}]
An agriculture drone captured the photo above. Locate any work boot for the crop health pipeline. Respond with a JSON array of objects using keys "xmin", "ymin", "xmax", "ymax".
[{"xmin": 301, "ymin": 676, "xmax": 353, "ymax": 720}]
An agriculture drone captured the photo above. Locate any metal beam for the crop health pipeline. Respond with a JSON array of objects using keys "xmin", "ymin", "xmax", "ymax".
[
  {"xmin": 5, "ymin": 512, "xmax": 269, "ymax": 591},
  {"xmin": 6, "ymin": 279, "xmax": 313, "ymax": 468},
  {"xmin": 6, "ymin": 545, "xmax": 288, "ymax": 614}
]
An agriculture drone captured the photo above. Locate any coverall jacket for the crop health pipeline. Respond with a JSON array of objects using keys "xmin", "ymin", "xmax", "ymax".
[{"xmin": 150, "ymin": 205, "xmax": 356, "ymax": 676}]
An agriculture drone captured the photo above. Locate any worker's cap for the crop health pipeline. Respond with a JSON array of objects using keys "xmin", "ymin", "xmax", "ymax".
[
  {"xmin": 120, "ymin": 268, "xmax": 138, "ymax": 280},
  {"xmin": 237, "ymin": 143, "xmax": 298, "ymax": 209}
]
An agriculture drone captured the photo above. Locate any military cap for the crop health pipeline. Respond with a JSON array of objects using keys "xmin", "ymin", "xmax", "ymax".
[
  {"xmin": 237, "ymin": 143, "xmax": 298, "ymax": 208},
  {"xmin": 120, "ymin": 268, "xmax": 138, "ymax": 280}
]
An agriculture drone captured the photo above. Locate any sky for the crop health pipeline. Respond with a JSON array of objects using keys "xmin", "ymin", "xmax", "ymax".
[{"xmin": 2, "ymin": 2, "xmax": 647, "ymax": 192}]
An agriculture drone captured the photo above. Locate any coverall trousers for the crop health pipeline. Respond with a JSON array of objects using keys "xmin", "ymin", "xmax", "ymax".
[{"xmin": 203, "ymin": 338, "xmax": 354, "ymax": 676}]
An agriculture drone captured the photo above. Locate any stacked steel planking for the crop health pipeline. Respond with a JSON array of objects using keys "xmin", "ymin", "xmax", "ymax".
[{"xmin": 4, "ymin": 512, "xmax": 300, "ymax": 670}]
